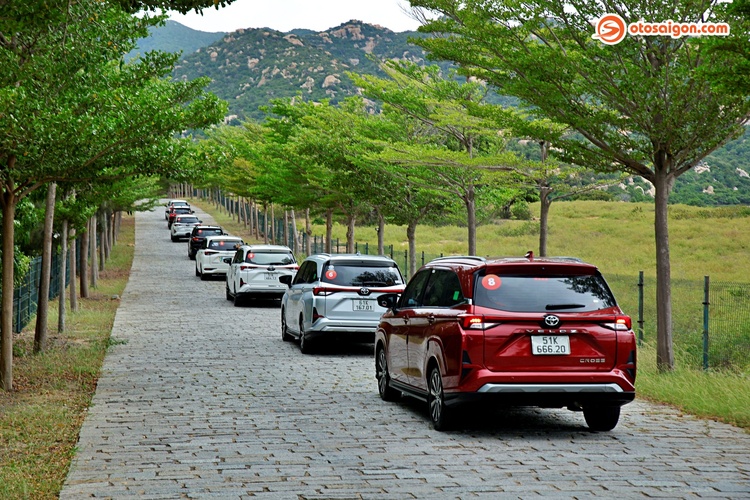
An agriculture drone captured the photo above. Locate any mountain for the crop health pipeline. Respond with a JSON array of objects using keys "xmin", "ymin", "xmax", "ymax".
[
  {"xmin": 127, "ymin": 20, "xmax": 226, "ymax": 61},
  {"xmin": 171, "ymin": 20, "xmax": 429, "ymax": 122}
]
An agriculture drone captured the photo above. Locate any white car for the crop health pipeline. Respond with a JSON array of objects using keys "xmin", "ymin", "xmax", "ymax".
[
  {"xmin": 195, "ymin": 235, "xmax": 244, "ymax": 281},
  {"xmin": 165, "ymin": 199, "xmax": 190, "ymax": 220},
  {"xmin": 225, "ymin": 244, "xmax": 298, "ymax": 307},
  {"xmin": 170, "ymin": 214, "xmax": 202, "ymax": 241}
]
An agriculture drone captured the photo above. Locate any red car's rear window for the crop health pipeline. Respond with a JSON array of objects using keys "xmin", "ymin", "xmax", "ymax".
[{"xmin": 473, "ymin": 272, "xmax": 617, "ymax": 313}]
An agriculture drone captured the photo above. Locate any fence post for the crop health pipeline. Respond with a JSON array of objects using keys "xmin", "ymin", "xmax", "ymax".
[
  {"xmin": 703, "ymin": 275, "xmax": 710, "ymax": 371},
  {"xmin": 421, "ymin": 251, "xmax": 425, "ymax": 267},
  {"xmin": 389, "ymin": 245, "xmax": 393, "ymax": 259},
  {"xmin": 638, "ymin": 271, "xmax": 644, "ymax": 346},
  {"xmin": 404, "ymin": 250, "xmax": 408, "ymax": 278},
  {"xmin": 355, "ymin": 242, "xmax": 358, "ymax": 254},
  {"xmin": 365, "ymin": 242, "xmax": 368, "ymax": 255}
]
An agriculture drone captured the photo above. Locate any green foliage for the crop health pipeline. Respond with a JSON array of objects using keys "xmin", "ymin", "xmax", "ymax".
[{"xmin": 412, "ymin": 1, "xmax": 750, "ymax": 182}]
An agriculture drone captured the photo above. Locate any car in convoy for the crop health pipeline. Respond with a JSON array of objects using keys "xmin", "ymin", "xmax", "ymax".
[
  {"xmin": 279, "ymin": 253, "xmax": 405, "ymax": 353},
  {"xmin": 195, "ymin": 235, "xmax": 244, "ymax": 281},
  {"xmin": 187, "ymin": 225, "xmax": 225, "ymax": 260},
  {"xmin": 373, "ymin": 253, "xmax": 637, "ymax": 432},
  {"xmin": 164, "ymin": 199, "xmax": 190, "ymax": 220},
  {"xmin": 225, "ymin": 244, "xmax": 298, "ymax": 307},
  {"xmin": 167, "ymin": 206, "xmax": 194, "ymax": 228},
  {"xmin": 170, "ymin": 214, "xmax": 202, "ymax": 241}
]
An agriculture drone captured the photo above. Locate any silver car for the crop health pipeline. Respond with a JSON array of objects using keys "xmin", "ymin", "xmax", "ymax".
[
  {"xmin": 225, "ymin": 244, "xmax": 298, "ymax": 307},
  {"xmin": 279, "ymin": 253, "xmax": 405, "ymax": 353}
]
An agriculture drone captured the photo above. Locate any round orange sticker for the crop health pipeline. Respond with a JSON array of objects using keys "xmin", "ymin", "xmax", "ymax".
[
  {"xmin": 325, "ymin": 270, "xmax": 337, "ymax": 280},
  {"xmin": 482, "ymin": 275, "xmax": 502, "ymax": 290}
]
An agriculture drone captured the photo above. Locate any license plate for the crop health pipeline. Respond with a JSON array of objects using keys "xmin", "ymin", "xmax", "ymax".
[
  {"xmin": 264, "ymin": 273, "xmax": 277, "ymax": 280},
  {"xmin": 531, "ymin": 335, "xmax": 570, "ymax": 355},
  {"xmin": 352, "ymin": 299, "xmax": 374, "ymax": 311}
]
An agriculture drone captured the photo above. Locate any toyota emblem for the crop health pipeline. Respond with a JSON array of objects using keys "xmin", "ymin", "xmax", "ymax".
[
  {"xmin": 544, "ymin": 315, "xmax": 561, "ymax": 328},
  {"xmin": 359, "ymin": 287, "xmax": 371, "ymax": 296}
]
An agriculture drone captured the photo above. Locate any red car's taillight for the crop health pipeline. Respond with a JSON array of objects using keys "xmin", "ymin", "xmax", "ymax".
[
  {"xmin": 461, "ymin": 315, "xmax": 484, "ymax": 330},
  {"xmin": 603, "ymin": 315, "xmax": 632, "ymax": 331}
]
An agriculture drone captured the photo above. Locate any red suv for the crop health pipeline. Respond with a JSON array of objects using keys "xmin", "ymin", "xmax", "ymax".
[{"xmin": 374, "ymin": 254, "xmax": 636, "ymax": 432}]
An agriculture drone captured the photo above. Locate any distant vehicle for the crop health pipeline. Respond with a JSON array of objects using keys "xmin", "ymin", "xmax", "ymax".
[
  {"xmin": 195, "ymin": 236, "xmax": 244, "ymax": 281},
  {"xmin": 167, "ymin": 206, "xmax": 193, "ymax": 228},
  {"xmin": 164, "ymin": 199, "xmax": 190, "ymax": 220},
  {"xmin": 187, "ymin": 225, "xmax": 225, "ymax": 260},
  {"xmin": 374, "ymin": 254, "xmax": 636, "ymax": 431},
  {"xmin": 225, "ymin": 245, "xmax": 298, "ymax": 307},
  {"xmin": 279, "ymin": 253, "xmax": 405, "ymax": 353},
  {"xmin": 170, "ymin": 215, "xmax": 202, "ymax": 242}
]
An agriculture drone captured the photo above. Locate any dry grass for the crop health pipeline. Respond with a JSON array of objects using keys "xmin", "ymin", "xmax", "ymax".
[{"xmin": 0, "ymin": 215, "xmax": 135, "ymax": 499}]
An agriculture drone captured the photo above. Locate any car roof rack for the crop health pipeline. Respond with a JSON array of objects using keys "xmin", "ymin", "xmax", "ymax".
[
  {"xmin": 547, "ymin": 256, "xmax": 585, "ymax": 263},
  {"xmin": 430, "ymin": 255, "xmax": 487, "ymax": 262}
]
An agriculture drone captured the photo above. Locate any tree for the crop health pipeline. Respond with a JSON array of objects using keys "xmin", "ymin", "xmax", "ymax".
[
  {"xmin": 0, "ymin": 2, "xmax": 226, "ymax": 390},
  {"xmin": 351, "ymin": 61, "xmax": 522, "ymax": 255},
  {"xmin": 411, "ymin": 0, "xmax": 750, "ymax": 371}
]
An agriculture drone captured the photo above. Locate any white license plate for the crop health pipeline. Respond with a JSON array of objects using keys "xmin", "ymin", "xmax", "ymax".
[
  {"xmin": 264, "ymin": 273, "xmax": 277, "ymax": 280},
  {"xmin": 531, "ymin": 335, "xmax": 570, "ymax": 355},
  {"xmin": 352, "ymin": 299, "xmax": 374, "ymax": 311}
]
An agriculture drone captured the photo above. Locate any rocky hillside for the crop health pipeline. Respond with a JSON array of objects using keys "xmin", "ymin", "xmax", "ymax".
[{"xmin": 172, "ymin": 20, "xmax": 427, "ymax": 122}]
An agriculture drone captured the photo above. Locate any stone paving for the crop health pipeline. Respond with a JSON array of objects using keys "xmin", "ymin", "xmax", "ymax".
[{"xmin": 61, "ymin": 205, "xmax": 750, "ymax": 499}]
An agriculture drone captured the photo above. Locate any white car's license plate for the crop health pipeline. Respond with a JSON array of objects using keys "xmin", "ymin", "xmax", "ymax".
[
  {"xmin": 531, "ymin": 335, "xmax": 570, "ymax": 355},
  {"xmin": 264, "ymin": 273, "xmax": 277, "ymax": 280},
  {"xmin": 352, "ymin": 299, "xmax": 374, "ymax": 311}
]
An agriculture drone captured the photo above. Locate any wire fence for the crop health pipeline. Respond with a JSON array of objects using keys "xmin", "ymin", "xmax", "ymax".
[{"xmin": 8, "ymin": 250, "xmax": 71, "ymax": 334}]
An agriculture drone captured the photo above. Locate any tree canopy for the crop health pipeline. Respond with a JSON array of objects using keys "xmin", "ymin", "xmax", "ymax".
[{"xmin": 409, "ymin": 0, "xmax": 750, "ymax": 370}]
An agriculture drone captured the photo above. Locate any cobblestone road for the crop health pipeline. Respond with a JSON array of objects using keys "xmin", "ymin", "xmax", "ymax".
[{"xmin": 61, "ymin": 206, "xmax": 750, "ymax": 499}]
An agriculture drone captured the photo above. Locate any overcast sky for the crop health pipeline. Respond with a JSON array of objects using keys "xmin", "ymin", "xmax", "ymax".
[{"xmin": 168, "ymin": 0, "xmax": 425, "ymax": 33}]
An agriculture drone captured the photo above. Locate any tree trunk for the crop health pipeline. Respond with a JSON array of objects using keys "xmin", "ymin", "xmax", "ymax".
[
  {"xmin": 270, "ymin": 204, "xmax": 276, "ymax": 244},
  {"xmin": 290, "ymin": 209, "xmax": 299, "ymax": 254},
  {"xmin": 325, "ymin": 209, "xmax": 333, "ymax": 253},
  {"xmin": 407, "ymin": 220, "xmax": 418, "ymax": 279},
  {"xmin": 99, "ymin": 212, "xmax": 106, "ymax": 272},
  {"xmin": 90, "ymin": 216, "xmax": 98, "ymax": 288},
  {"xmin": 465, "ymin": 185, "xmax": 477, "ymax": 256},
  {"xmin": 58, "ymin": 219, "xmax": 69, "ymax": 333},
  {"xmin": 539, "ymin": 185, "xmax": 552, "ymax": 257},
  {"xmin": 263, "ymin": 203, "xmax": 268, "ymax": 245},
  {"xmin": 283, "ymin": 209, "xmax": 289, "ymax": 249},
  {"xmin": 80, "ymin": 225, "xmax": 89, "ymax": 298},
  {"xmin": 653, "ymin": 168, "xmax": 675, "ymax": 371},
  {"xmin": 377, "ymin": 210, "xmax": 385, "ymax": 256},
  {"xmin": 346, "ymin": 214, "xmax": 355, "ymax": 253},
  {"xmin": 69, "ymin": 228, "xmax": 78, "ymax": 311},
  {"xmin": 1, "ymin": 189, "xmax": 17, "ymax": 391},
  {"xmin": 253, "ymin": 201, "xmax": 260, "ymax": 240},
  {"xmin": 305, "ymin": 208, "xmax": 312, "ymax": 255},
  {"xmin": 34, "ymin": 182, "xmax": 57, "ymax": 353}
]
